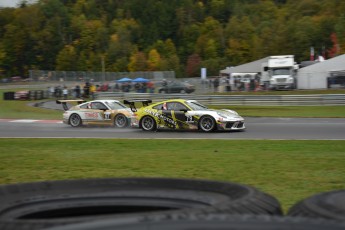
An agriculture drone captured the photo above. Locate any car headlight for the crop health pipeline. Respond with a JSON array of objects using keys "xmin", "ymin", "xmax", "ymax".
[{"xmin": 217, "ymin": 112, "xmax": 228, "ymax": 119}]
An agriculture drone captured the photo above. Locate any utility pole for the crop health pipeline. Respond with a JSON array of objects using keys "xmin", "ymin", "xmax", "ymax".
[{"xmin": 101, "ymin": 55, "xmax": 105, "ymax": 82}]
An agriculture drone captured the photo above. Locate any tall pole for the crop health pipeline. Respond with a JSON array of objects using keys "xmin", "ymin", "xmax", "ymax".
[{"xmin": 101, "ymin": 55, "xmax": 105, "ymax": 82}]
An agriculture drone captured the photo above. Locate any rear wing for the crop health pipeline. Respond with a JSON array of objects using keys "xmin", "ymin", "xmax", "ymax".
[
  {"xmin": 124, "ymin": 99, "xmax": 152, "ymax": 112},
  {"xmin": 56, "ymin": 99, "xmax": 86, "ymax": 111}
]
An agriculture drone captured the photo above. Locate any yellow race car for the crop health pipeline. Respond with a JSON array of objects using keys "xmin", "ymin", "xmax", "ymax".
[
  {"xmin": 57, "ymin": 99, "xmax": 134, "ymax": 128},
  {"xmin": 124, "ymin": 99, "xmax": 245, "ymax": 132}
]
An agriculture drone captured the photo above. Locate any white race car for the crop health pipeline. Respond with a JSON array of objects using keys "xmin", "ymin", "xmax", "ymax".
[{"xmin": 57, "ymin": 99, "xmax": 133, "ymax": 128}]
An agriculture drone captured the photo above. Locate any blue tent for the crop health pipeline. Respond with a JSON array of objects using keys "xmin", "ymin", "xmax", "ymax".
[
  {"xmin": 132, "ymin": 77, "xmax": 149, "ymax": 83},
  {"xmin": 116, "ymin": 77, "xmax": 132, "ymax": 82}
]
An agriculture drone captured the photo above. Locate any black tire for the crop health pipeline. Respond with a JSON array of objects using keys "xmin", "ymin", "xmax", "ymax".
[
  {"xmin": 0, "ymin": 178, "xmax": 282, "ymax": 229},
  {"xmin": 199, "ymin": 115, "xmax": 216, "ymax": 132},
  {"xmin": 69, "ymin": 114, "xmax": 82, "ymax": 127},
  {"xmin": 140, "ymin": 116, "xmax": 157, "ymax": 131},
  {"xmin": 41, "ymin": 215, "xmax": 345, "ymax": 230},
  {"xmin": 287, "ymin": 189, "xmax": 345, "ymax": 221},
  {"xmin": 180, "ymin": 89, "xmax": 186, "ymax": 94},
  {"xmin": 160, "ymin": 90, "xmax": 166, "ymax": 94},
  {"xmin": 114, "ymin": 113, "xmax": 128, "ymax": 128}
]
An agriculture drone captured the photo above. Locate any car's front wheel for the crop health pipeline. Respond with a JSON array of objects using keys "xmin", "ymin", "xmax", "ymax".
[
  {"xmin": 69, "ymin": 113, "xmax": 82, "ymax": 127},
  {"xmin": 114, "ymin": 114, "xmax": 128, "ymax": 128},
  {"xmin": 140, "ymin": 116, "xmax": 157, "ymax": 131},
  {"xmin": 199, "ymin": 115, "xmax": 216, "ymax": 132}
]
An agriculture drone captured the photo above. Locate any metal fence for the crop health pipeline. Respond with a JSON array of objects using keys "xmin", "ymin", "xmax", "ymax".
[
  {"xmin": 95, "ymin": 92, "xmax": 345, "ymax": 106},
  {"xmin": 28, "ymin": 70, "xmax": 175, "ymax": 82}
]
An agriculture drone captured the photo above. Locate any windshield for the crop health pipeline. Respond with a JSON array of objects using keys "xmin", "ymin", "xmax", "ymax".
[
  {"xmin": 272, "ymin": 68, "xmax": 290, "ymax": 75},
  {"xmin": 105, "ymin": 101, "xmax": 127, "ymax": 110},
  {"xmin": 186, "ymin": 101, "xmax": 208, "ymax": 111}
]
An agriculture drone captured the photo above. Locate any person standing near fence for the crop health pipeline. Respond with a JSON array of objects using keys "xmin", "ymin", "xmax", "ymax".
[{"xmin": 63, "ymin": 86, "xmax": 68, "ymax": 99}]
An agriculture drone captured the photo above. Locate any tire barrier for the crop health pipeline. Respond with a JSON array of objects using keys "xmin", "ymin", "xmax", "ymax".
[
  {"xmin": 0, "ymin": 178, "xmax": 282, "ymax": 230},
  {"xmin": 28, "ymin": 90, "xmax": 45, "ymax": 100},
  {"xmin": 42, "ymin": 214, "xmax": 345, "ymax": 230},
  {"xmin": 0, "ymin": 178, "xmax": 343, "ymax": 230},
  {"xmin": 287, "ymin": 189, "xmax": 345, "ymax": 222},
  {"xmin": 3, "ymin": 92, "xmax": 15, "ymax": 100}
]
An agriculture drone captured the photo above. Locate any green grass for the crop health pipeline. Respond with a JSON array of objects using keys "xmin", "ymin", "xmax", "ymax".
[
  {"xmin": 0, "ymin": 139, "xmax": 344, "ymax": 212},
  {"xmin": 1, "ymin": 87, "xmax": 345, "ymax": 213}
]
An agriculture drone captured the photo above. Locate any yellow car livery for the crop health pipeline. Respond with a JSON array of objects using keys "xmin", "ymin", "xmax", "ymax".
[{"xmin": 125, "ymin": 99, "xmax": 245, "ymax": 132}]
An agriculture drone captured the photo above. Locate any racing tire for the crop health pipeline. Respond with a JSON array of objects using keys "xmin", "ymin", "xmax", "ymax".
[
  {"xmin": 114, "ymin": 113, "xmax": 128, "ymax": 128},
  {"xmin": 37, "ymin": 214, "xmax": 345, "ymax": 230},
  {"xmin": 287, "ymin": 189, "xmax": 345, "ymax": 221},
  {"xmin": 140, "ymin": 116, "xmax": 157, "ymax": 131},
  {"xmin": 180, "ymin": 89, "xmax": 186, "ymax": 94},
  {"xmin": 199, "ymin": 115, "xmax": 216, "ymax": 132},
  {"xmin": 0, "ymin": 178, "xmax": 282, "ymax": 229},
  {"xmin": 69, "ymin": 113, "xmax": 82, "ymax": 127},
  {"xmin": 159, "ymin": 90, "xmax": 166, "ymax": 94}
]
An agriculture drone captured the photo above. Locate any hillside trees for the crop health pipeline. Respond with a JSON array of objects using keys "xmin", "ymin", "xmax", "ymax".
[{"xmin": 0, "ymin": 0, "xmax": 344, "ymax": 78}]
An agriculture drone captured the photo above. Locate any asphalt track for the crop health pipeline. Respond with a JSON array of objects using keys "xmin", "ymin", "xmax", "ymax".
[{"xmin": 1, "ymin": 117, "xmax": 344, "ymax": 140}]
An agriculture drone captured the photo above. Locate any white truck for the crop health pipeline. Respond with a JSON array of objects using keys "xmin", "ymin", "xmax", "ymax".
[{"xmin": 261, "ymin": 55, "xmax": 299, "ymax": 90}]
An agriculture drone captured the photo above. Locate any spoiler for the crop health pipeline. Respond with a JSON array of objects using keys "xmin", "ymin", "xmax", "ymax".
[
  {"xmin": 124, "ymin": 99, "xmax": 152, "ymax": 112},
  {"xmin": 56, "ymin": 99, "xmax": 86, "ymax": 111}
]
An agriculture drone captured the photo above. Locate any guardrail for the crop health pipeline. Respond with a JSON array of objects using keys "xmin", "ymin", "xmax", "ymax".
[{"xmin": 96, "ymin": 92, "xmax": 345, "ymax": 106}]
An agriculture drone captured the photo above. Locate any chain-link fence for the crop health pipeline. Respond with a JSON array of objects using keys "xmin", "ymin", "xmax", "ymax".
[{"xmin": 28, "ymin": 70, "xmax": 175, "ymax": 82}]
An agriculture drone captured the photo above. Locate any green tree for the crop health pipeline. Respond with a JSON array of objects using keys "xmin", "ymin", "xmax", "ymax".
[
  {"xmin": 147, "ymin": 49, "xmax": 161, "ymax": 71},
  {"xmin": 56, "ymin": 45, "xmax": 78, "ymax": 71},
  {"xmin": 128, "ymin": 51, "xmax": 147, "ymax": 72}
]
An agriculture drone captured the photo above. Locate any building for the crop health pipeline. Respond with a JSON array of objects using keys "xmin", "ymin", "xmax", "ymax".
[
  {"xmin": 297, "ymin": 54, "xmax": 345, "ymax": 89},
  {"xmin": 220, "ymin": 54, "xmax": 345, "ymax": 90}
]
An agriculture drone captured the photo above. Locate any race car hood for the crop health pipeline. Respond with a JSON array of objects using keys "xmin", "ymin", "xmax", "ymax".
[
  {"xmin": 188, "ymin": 109, "xmax": 243, "ymax": 120},
  {"xmin": 209, "ymin": 109, "xmax": 240, "ymax": 117}
]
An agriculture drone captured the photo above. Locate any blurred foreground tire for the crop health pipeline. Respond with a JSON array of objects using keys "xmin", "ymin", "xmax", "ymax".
[
  {"xmin": 288, "ymin": 189, "xmax": 345, "ymax": 221},
  {"xmin": 0, "ymin": 178, "xmax": 282, "ymax": 230},
  {"xmin": 42, "ymin": 214, "xmax": 345, "ymax": 230}
]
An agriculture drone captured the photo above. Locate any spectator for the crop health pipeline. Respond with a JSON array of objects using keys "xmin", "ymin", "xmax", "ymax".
[
  {"xmin": 75, "ymin": 85, "xmax": 81, "ymax": 98},
  {"xmin": 213, "ymin": 77, "xmax": 219, "ymax": 92},
  {"xmin": 90, "ymin": 84, "xmax": 96, "ymax": 99},
  {"xmin": 147, "ymin": 81, "xmax": 155, "ymax": 93},
  {"xmin": 62, "ymin": 86, "xmax": 68, "ymax": 99}
]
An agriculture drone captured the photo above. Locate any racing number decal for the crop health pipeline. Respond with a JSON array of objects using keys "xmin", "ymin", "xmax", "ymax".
[{"xmin": 104, "ymin": 111, "xmax": 111, "ymax": 120}]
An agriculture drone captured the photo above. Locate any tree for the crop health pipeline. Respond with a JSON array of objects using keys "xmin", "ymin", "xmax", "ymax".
[
  {"xmin": 147, "ymin": 49, "xmax": 161, "ymax": 71},
  {"xmin": 128, "ymin": 51, "xmax": 147, "ymax": 71},
  {"xmin": 327, "ymin": 33, "xmax": 340, "ymax": 58},
  {"xmin": 186, "ymin": 53, "xmax": 201, "ymax": 77},
  {"xmin": 56, "ymin": 45, "xmax": 78, "ymax": 71}
]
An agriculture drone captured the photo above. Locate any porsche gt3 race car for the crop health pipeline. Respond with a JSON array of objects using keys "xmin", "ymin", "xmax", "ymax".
[
  {"xmin": 56, "ymin": 99, "xmax": 133, "ymax": 128},
  {"xmin": 124, "ymin": 99, "xmax": 245, "ymax": 132}
]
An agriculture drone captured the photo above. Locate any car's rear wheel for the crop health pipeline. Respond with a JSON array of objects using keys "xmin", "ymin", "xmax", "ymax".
[
  {"xmin": 140, "ymin": 116, "xmax": 156, "ymax": 131},
  {"xmin": 199, "ymin": 115, "xmax": 216, "ymax": 132},
  {"xmin": 69, "ymin": 114, "xmax": 82, "ymax": 127},
  {"xmin": 180, "ymin": 89, "xmax": 186, "ymax": 93},
  {"xmin": 114, "ymin": 114, "xmax": 128, "ymax": 128},
  {"xmin": 159, "ymin": 90, "xmax": 166, "ymax": 94}
]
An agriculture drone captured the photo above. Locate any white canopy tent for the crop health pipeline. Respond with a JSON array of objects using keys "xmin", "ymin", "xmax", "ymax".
[{"xmin": 297, "ymin": 54, "xmax": 345, "ymax": 89}]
